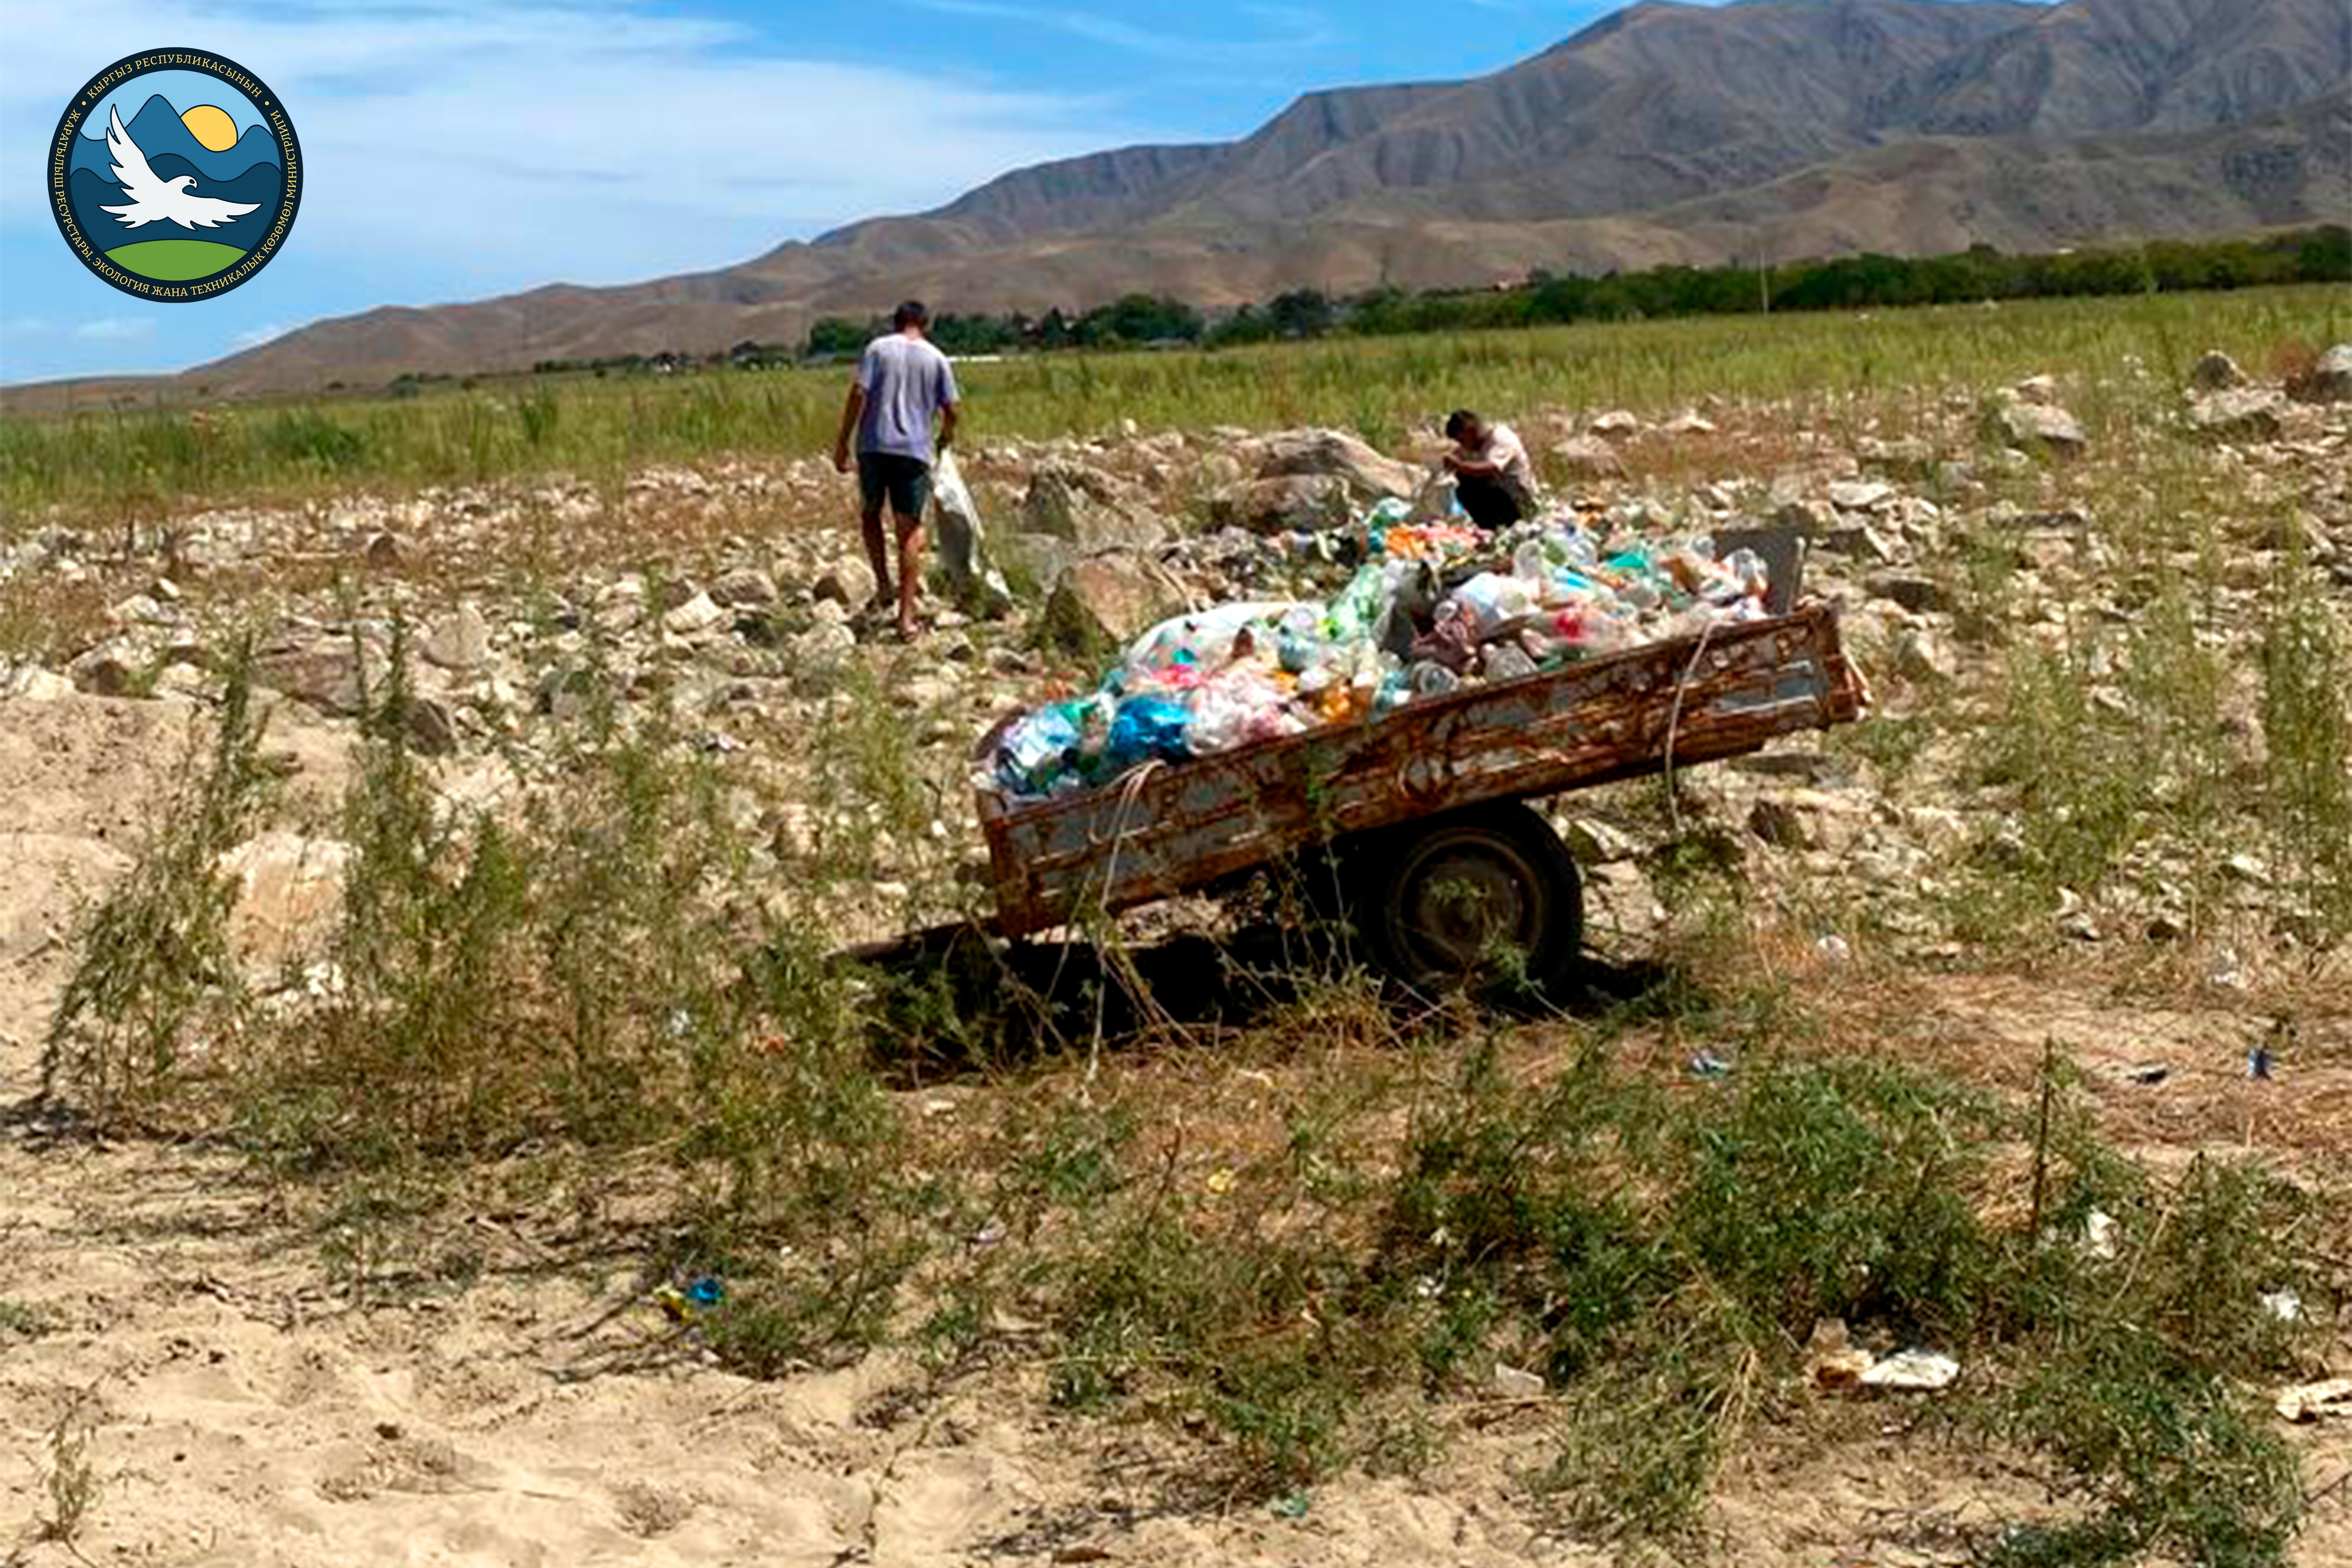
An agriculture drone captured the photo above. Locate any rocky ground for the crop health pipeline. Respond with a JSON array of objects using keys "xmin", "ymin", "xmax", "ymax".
[{"xmin": 3, "ymin": 347, "xmax": 2350, "ymax": 1564}]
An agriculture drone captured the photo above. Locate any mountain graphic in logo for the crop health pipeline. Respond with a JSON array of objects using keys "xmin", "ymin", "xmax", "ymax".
[{"xmin": 49, "ymin": 49, "xmax": 301, "ymax": 300}]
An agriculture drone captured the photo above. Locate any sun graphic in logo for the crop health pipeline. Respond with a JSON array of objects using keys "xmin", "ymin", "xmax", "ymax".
[{"xmin": 179, "ymin": 102, "xmax": 239, "ymax": 152}]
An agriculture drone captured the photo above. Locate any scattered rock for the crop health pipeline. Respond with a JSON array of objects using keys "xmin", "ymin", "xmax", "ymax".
[
  {"xmin": 1997, "ymin": 401, "xmax": 2086, "ymax": 458},
  {"xmin": 814, "ymin": 556, "xmax": 878, "ymax": 609},
  {"xmin": 1829, "ymin": 480, "xmax": 1896, "ymax": 513},
  {"xmin": 1856, "ymin": 436, "xmax": 1937, "ymax": 479},
  {"xmin": 2011, "ymin": 375, "xmax": 2060, "ymax": 406},
  {"xmin": 2292, "ymin": 343, "xmax": 2352, "ymax": 404},
  {"xmin": 2276, "ymin": 1377, "xmax": 2352, "ymax": 1423},
  {"xmin": 1558, "ymin": 815, "xmax": 1640, "ymax": 864},
  {"xmin": 1492, "ymin": 1363, "xmax": 1546, "ymax": 1399},
  {"xmin": 1864, "ymin": 572, "xmax": 1947, "ymax": 613},
  {"xmin": 403, "ymin": 695, "xmax": 460, "ymax": 756},
  {"xmin": 254, "ymin": 640, "xmax": 369, "ymax": 717},
  {"xmin": 1818, "ymin": 523, "xmax": 1897, "ymax": 564},
  {"xmin": 2057, "ymin": 907, "xmax": 2101, "ymax": 943},
  {"xmin": 363, "ymin": 531, "xmax": 415, "ymax": 570},
  {"xmin": 1731, "ymin": 750, "xmax": 1855, "ymax": 788},
  {"xmin": 790, "ymin": 621, "xmax": 857, "ymax": 677},
  {"xmin": 1549, "ymin": 435, "xmax": 1626, "ymax": 481},
  {"xmin": 1746, "ymin": 799, "xmax": 1814, "ymax": 850},
  {"xmin": 1775, "ymin": 497, "xmax": 1833, "ymax": 535},
  {"xmin": 1589, "ymin": 410, "xmax": 1642, "ymax": 439},
  {"xmin": 1661, "ymin": 411, "xmax": 1716, "ymax": 436},
  {"xmin": 537, "ymin": 664, "xmax": 606, "ymax": 722},
  {"xmin": 67, "ymin": 643, "xmax": 145, "ymax": 697},
  {"xmin": 7, "ymin": 666, "xmax": 78, "ymax": 702},
  {"xmin": 662, "ymin": 592, "xmax": 728, "ymax": 637},
  {"xmin": 708, "ymin": 567, "xmax": 780, "ymax": 608},
  {"xmin": 2186, "ymin": 388, "xmax": 2286, "ymax": 442},
  {"xmin": 420, "ymin": 603, "xmax": 492, "ymax": 671},
  {"xmin": 2188, "ymin": 350, "xmax": 2247, "ymax": 393},
  {"xmin": 218, "ymin": 830, "xmax": 352, "ymax": 966}
]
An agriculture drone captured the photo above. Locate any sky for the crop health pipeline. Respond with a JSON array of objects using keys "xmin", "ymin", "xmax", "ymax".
[{"xmin": 0, "ymin": 0, "xmax": 2048, "ymax": 385}]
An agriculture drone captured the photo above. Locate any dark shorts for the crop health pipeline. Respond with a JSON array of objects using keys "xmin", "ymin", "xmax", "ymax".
[
  {"xmin": 858, "ymin": 451, "xmax": 931, "ymax": 519},
  {"xmin": 1455, "ymin": 474, "xmax": 1525, "ymax": 530}
]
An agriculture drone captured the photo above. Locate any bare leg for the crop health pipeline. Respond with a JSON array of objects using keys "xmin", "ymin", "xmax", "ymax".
[
  {"xmin": 859, "ymin": 505, "xmax": 894, "ymax": 610},
  {"xmin": 893, "ymin": 512, "xmax": 925, "ymax": 639}
]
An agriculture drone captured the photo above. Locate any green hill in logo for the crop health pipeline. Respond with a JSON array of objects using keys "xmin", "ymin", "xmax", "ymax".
[{"xmin": 105, "ymin": 238, "xmax": 246, "ymax": 280}]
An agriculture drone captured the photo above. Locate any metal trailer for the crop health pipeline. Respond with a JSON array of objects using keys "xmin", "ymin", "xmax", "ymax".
[{"xmin": 964, "ymin": 536, "xmax": 1867, "ymax": 993}]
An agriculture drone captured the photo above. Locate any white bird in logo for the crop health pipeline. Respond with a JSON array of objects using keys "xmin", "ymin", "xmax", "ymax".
[{"xmin": 98, "ymin": 105, "xmax": 261, "ymax": 230}]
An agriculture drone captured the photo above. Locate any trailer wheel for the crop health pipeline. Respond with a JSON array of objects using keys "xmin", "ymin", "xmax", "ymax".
[{"xmin": 1356, "ymin": 803, "xmax": 1583, "ymax": 1000}]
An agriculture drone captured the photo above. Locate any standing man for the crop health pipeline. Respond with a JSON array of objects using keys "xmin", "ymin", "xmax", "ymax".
[
  {"xmin": 1441, "ymin": 409, "xmax": 1537, "ymax": 530},
  {"xmin": 833, "ymin": 301, "xmax": 960, "ymax": 640}
]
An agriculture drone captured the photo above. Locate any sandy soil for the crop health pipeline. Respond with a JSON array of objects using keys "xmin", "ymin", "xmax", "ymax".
[{"xmin": 3, "ymin": 689, "xmax": 2346, "ymax": 1566}]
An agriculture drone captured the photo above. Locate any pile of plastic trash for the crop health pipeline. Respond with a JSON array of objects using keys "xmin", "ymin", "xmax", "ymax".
[{"xmin": 985, "ymin": 501, "xmax": 1772, "ymax": 802}]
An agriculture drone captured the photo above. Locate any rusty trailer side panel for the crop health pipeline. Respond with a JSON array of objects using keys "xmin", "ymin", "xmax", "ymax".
[{"xmin": 978, "ymin": 603, "xmax": 1866, "ymax": 937}]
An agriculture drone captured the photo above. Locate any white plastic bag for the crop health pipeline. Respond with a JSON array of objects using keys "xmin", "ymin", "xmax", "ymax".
[{"xmin": 930, "ymin": 450, "xmax": 1012, "ymax": 617}]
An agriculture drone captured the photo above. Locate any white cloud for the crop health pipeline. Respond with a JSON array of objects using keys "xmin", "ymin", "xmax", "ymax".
[
  {"xmin": 0, "ymin": 0, "xmax": 1143, "ymax": 294},
  {"xmin": 232, "ymin": 319, "xmax": 295, "ymax": 349},
  {"xmin": 899, "ymin": 0, "xmax": 1331, "ymax": 59},
  {"xmin": 73, "ymin": 315, "xmax": 155, "ymax": 339}
]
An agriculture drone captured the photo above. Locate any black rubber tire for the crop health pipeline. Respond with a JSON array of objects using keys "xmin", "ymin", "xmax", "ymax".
[{"xmin": 1353, "ymin": 803, "xmax": 1584, "ymax": 1001}]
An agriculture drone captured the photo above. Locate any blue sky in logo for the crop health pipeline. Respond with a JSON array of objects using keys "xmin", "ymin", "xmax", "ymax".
[
  {"xmin": 0, "ymin": 0, "xmax": 2062, "ymax": 386},
  {"xmin": 79, "ymin": 69, "xmax": 270, "ymax": 142}
]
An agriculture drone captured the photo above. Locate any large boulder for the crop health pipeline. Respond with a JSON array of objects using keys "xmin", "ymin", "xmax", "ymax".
[
  {"xmin": 2187, "ymin": 388, "xmax": 2286, "ymax": 442},
  {"xmin": 1244, "ymin": 428, "xmax": 1418, "ymax": 499},
  {"xmin": 1215, "ymin": 428, "xmax": 1418, "ymax": 531},
  {"xmin": 1039, "ymin": 554, "xmax": 1183, "ymax": 662},
  {"xmin": 1210, "ymin": 473, "xmax": 1357, "ymax": 534},
  {"xmin": 2189, "ymin": 351, "xmax": 2248, "ymax": 393},
  {"xmin": 1550, "ymin": 435, "xmax": 1626, "ymax": 481},
  {"xmin": 2294, "ymin": 344, "xmax": 2352, "ymax": 405},
  {"xmin": 1021, "ymin": 461, "xmax": 1167, "ymax": 552}
]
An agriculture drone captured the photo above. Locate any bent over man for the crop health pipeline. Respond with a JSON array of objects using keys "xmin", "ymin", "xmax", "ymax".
[{"xmin": 1441, "ymin": 409, "xmax": 1537, "ymax": 530}]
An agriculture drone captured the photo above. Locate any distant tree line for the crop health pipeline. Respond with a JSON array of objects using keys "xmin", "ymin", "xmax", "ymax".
[{"xmin": 515, "ymin": 227, "xmax": 2346, "ymax": 383}]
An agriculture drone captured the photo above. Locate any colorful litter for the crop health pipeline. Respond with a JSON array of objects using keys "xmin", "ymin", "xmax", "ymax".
[{"xmin": 983, "ymin": 500, "xmax": 1775, "ymax": 801}]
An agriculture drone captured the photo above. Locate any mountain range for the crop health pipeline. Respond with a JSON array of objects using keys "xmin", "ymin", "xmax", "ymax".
[
  {"xmin": 69, "ymin": 95, "xmax": 279, "ymax": 187},
  {"xmin": 83, "ymin": 0, "xmax": 2352, "ymax": 393}
]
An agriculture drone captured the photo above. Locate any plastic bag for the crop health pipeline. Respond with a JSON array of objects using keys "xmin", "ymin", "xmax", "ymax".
[
  {"xmin": 1105, "ymin": 695, "xmax": 1193, "ymax": 774},
  {"xmin": 1125, "ymin": 602, "xmax": 1300, "ymax": 674},
  {"xmin": 930, "ymin": 450, "xmax": 1013, "ymax": 618},
  {"xmin": 994, "ymin": 702, "xmax": 1083, "ymax": 796}
]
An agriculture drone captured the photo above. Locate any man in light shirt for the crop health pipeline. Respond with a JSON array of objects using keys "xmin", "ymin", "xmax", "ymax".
[
  {"xmin": 1442, "ymin": 409, "xmax": 1537, "ymax": 529},
  {"xmin": 833, "ymin": 300, "xmax": 961, "ymax": 640}
]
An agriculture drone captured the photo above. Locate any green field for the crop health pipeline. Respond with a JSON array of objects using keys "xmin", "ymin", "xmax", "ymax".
[
  {"xmin": 103, "ymin": 238, "xmax": 246, "ymax": 281},
  {"xmin": 3, "ymin": 283, "xmax": 2344, "ymax": 520}
]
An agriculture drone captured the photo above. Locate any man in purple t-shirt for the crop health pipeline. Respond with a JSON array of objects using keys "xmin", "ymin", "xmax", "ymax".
[{"xmin": 832, "ymin": 300, "xmax": 961, "ymax": 640}]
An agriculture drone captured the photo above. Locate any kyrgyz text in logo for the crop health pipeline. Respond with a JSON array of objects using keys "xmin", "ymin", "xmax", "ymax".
[{"xmin": 47, "ymin": 49, "xmax": 301, "ymax": 301}]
